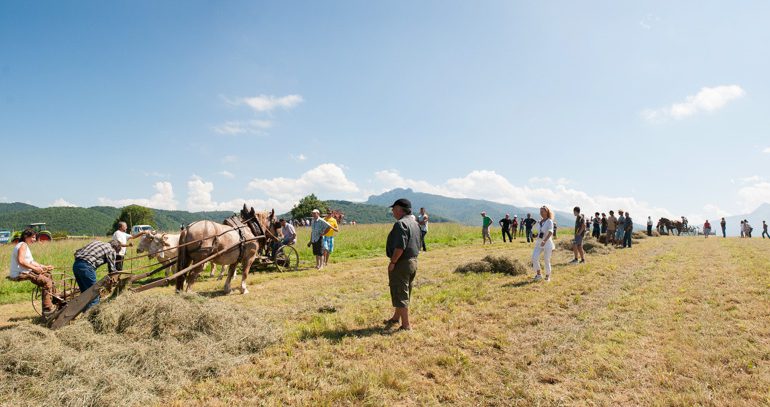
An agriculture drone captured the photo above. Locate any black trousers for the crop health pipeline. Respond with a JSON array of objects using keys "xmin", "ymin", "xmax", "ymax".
[
  {"xmin": 502, "ymin": 228, "xmax": 512, "ymax": 242},
  {"xmin": 647, "ymin": 225, "xmax": 653, "ymax": 236},
  {"xmin": 115, "ymin": 254, "xmax": 124, "ymax": 271},
  {"xmin": 526, "ymin": 228, "xmax": 533, "ymax": 243},
  {"xmin": 420, "ymin": 230, "xmax": 427, "ymax": 251}
]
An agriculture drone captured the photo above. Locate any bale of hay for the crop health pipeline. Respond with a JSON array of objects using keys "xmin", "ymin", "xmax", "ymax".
[
  {"xmin": 455, "ymin": 255, "xmax": 527, "ymax": 276},
  {"xmin": 632, "ymin": 231, "xmax": 647, "ymax": 240},
  {"xmin": 0, "ymin": 293, "xmax": 280, "ymax": 407}
]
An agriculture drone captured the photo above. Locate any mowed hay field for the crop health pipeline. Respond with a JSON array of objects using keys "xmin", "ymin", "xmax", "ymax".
[{"xmin": 1, "ymin": 224, "xmax": 770, "ymax": 406}]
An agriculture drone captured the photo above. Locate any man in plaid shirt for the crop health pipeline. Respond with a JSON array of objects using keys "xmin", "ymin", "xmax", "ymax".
[{"xmin": 72, "ymin": 240, "xmax": 122, "ymax": 310}]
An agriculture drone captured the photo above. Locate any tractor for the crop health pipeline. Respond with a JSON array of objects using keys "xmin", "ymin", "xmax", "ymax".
[{"xmin": 11, "ymin": 223, "xmax": 53, "ymax": 243}]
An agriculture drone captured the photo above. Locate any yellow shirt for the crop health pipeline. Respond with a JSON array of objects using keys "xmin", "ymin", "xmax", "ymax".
[{"xmin": 323, "ymin": 217, "xmax": 338, "ymax": 237}]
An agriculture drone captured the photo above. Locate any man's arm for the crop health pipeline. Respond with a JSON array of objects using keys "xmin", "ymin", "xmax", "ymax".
[{"xmin": 105, "ymin": 249, "xmax": 117, "ymax": 274}]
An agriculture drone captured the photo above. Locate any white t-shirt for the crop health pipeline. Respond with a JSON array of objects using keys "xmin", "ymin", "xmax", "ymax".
[
  {"xmin": 537, "ymin": 219, "xmax": 554, "ymax": 238},
  {"xmin": 10, "ymin": 242, "xmax": 34, "ymax": 279},
  {"xmin": 112, "ymin": 230, "xmax": 130, "ymax": 256},
  {"xmin": 417, "ymin": 214, "xmax": 428, "ymax": 232}
]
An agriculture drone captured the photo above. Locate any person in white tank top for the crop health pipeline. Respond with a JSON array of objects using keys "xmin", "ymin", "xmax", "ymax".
[{"xmin": 9, "ymin": 229, "xmax": 55, "ymax": 313}]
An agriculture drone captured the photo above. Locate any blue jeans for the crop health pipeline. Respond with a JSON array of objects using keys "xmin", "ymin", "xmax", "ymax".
[
  {"xmin": 526, "ymin": 228, "xmax": 533, "ymax": 243},
  {"xmin": 72, "ymin": 259, "xmax": 99, "ymax": 310},
  {"xmin": 623, "ymin": 230, "xmax": 632, "ymax": 248}
]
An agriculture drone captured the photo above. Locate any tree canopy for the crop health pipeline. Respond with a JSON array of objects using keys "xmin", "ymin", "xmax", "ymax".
[
  {"xmin": 111, "ymin": 205, "xmax": 157, "ymax": 234},
  {"xmin": 290, "ymin": 194, "xmax": 328, "ymax": 220}
]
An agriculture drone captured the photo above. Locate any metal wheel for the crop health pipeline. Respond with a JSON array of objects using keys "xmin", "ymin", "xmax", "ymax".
[
  {"xmin": 31, "ymin": 286, "xmax": 42, "ymax": 316},
  {"xmin": 274, "ymin": 244, "xmax": 299, "ymax": 272}
]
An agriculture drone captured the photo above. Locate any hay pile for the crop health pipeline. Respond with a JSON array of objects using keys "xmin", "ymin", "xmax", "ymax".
[
  {"xmin": 455, "ymin": 255, "xmax": 527, "ymax": 276},
  {"xmin": 556, "ymin": 237, "xmax": 612, "ymax": 255},
  {"xmin": 0, "ymin": 293, "xmax": 280, "ymax": 407}
]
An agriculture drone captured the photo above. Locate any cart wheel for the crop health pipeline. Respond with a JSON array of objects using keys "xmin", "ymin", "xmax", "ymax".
[
  {"xmin": 31, "ymin": 286, "xmax": 42, "ymax": 316},
  {"xmin": 275, "ymin": 245, "xmax": 299, "ymax": 272}
]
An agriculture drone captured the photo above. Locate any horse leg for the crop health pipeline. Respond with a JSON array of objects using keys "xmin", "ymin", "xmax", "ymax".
[
  {"xmin": 240, "ymin": 257, "xmax": 256, "ymax": 294},
  {"xmin": 223, "ymin": 264, "xmax": 236, "ymax": 294}
]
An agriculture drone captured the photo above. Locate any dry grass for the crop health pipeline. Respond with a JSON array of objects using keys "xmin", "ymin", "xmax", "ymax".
[
  {"xmin": 0, "ymin": 293, "xmax": 279, "ymax": 407},
  {"xmin": 2, "ymin": 229, "xmax": 769, "ymax": 406}
]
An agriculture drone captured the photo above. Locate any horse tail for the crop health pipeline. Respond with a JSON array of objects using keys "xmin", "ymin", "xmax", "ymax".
[{"xmin": 176, "ymin": 226, "xmax": 189, "ymax": 289}]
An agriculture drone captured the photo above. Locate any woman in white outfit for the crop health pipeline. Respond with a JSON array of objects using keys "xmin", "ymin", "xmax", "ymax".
[{"xmin": 532, "ymin": 205, "xmax": 555, "ymax": 282}]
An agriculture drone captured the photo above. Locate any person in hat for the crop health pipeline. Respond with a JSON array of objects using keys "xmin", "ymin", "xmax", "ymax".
[
  {"xmin": 72, "ymin": 239, "xmax": 122, "ymax": 310},
  {"xmin": 481, "ymin": 211, "xmax": 493, "ymax": 244},
  {"xmin": 307, "ymin": 209, "xmax": 331, "ymax": 270},
  {"xmin": 383, "ymin": 198, "xmax": 422, "ymax": 331},
  {"xmin": 511, "ymin": 215, "xmax": 519, "ymax": 239}
]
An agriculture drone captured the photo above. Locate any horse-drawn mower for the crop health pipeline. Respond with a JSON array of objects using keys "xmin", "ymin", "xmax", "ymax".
[{"xmin": 31, "ymin": 206, "xmax": 300, "ymax": 330}]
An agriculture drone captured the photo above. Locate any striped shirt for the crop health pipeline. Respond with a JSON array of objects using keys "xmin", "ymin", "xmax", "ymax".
[{"xmin": 74, "ymin": 241, "xmax": 117, "ymax": 273}]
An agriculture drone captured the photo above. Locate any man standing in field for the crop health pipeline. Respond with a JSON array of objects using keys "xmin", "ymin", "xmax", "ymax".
[
  {"xmin": 499, "ymin": 214, "xmax": 513, "ymax": 242},
  {"xmin": 481, "ymin": 212, "xmax": 493, "ymax": 244},
  {"xmin": 623, "ymin": 212, "xmax": 634, "ymax": 248},
  {"xmin": 511, "ymin": 215, "xmax": 519, "ymax": 239},
  {"xmin": 383, "ymin": 198, "xmax": 421, "ymax": 331},
  {"xmin": 307, "ymin": 209, "xmax": 331, "ymax": 270},
  {"xmin": 417, "ymin": 207, "xmax": 429, "ymax": 251},
  {"xmin": 524, "ymin": 213, "xmax": 537, "ymax": 243},
  {"xmin": 570, "ymin": 206, "xmax": 586, "ymax": 264},
  {"xmin": 72, "ymin": 239, "xmax": 122, "ymax": 310},
  {"xmin": 647, "ymin": 216, "xmax": 653, "ymax": 236},
  {"xmin": 721, "ymin": 218, "xmax": 727, "ymax": 238},
  {"xmin": 762, "ymin": 221, "xmax": 768, "ymax": 239},
  {"xmin": 606, "ymin": 210, "xmax": 617, "ymax": 246},
  {"xmin": 615, "ymin": 210, "xmax": 626, "ymax": 246},
  {"xmin": 322, "ymin": 210, "xmax": 340, "ymax": 267},
  {"xmin": 112, "ymin": 222, "xmax": 146, "ymax": 271}
]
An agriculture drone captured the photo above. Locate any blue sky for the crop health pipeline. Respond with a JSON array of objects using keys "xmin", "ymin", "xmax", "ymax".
[{"xmin": 1, "ymin": 1, "xmax": 769, "ymax": 221}]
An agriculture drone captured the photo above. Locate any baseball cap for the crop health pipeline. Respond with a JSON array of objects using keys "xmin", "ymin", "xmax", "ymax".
[{"xmin": 389, "ymin": 198, "xmax": 412, "ymax": 210}]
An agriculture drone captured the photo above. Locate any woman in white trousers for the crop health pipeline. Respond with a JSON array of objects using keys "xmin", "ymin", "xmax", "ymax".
[{"xmin": 532, "ymin": 205, "xmax": 555, "ymax": 282}]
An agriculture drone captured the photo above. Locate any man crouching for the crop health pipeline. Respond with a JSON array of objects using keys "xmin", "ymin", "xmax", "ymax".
[{"xmin": 383, "ymin": 198, "xmax": 421, "ymax": 331}]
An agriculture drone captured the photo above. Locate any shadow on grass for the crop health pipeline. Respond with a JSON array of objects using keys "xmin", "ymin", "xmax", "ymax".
[
  {"xmin": 502, "ymin": 280, "xmax": 535, "ymax": 288},
  {"xmin": 300, "ymin": 325, "xmax": 395, "ymax": 343}
]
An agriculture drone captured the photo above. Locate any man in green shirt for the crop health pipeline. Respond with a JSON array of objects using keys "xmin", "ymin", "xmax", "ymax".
[
  {"xmin": 481, "ymin": 211, "xmax": 493, "ymax": 244},
  {"xmin": 383, "ymin": 198, "xmax": 422, "ymax": 331}
]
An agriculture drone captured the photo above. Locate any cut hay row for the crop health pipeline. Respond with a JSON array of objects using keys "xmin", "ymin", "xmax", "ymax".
[{"xmin": 0, "ymin": 293, "xmax": 280, "ymax": 407}]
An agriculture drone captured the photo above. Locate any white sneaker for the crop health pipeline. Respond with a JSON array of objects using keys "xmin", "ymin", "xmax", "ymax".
[
  {"xmin": 545, "ymin": 275, "xmax": 551, "ymax": 282},
  {"xmin": 533, "ymin": 274, "xmax": 542, "ymax": 281}
]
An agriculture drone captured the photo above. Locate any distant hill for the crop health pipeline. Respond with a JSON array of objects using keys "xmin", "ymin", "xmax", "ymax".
[
  {"xmin": 0, "ymin": 202, "xmax": 37, "ymax": 215},
  {"xmin": 0, "ymin": 203, "xmax": 234, "ymax": 236},
  {"xmin": 366, "ymin": 188, "xmax": 575, "ymax": 227}
]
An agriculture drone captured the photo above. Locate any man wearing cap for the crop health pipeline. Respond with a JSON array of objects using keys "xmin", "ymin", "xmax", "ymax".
[
  {"xmin": 384, "ymin": 198, "xmax": 422, "ymax": 331},
  {"xmin": 307, "ymin": 209, "xmax": 331, "ymax": 270},
  {"xmin": 481, "ymin": 211, "xmax": 493, "ymax": 244},
  {"xmin": 72, "ymin": 239, "xmax": 122, "ymax": 310}
]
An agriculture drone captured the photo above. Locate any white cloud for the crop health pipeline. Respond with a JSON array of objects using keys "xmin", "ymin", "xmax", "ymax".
[
  {"xmin": 218, "ymin": 170, "xmax": 235, "ymax": 179},
  {"xmin": 0, "ymin": 196, "xmax": 8, "ymax": 202},
  {"xmin": 248, "ymin": 163, "xmax": 361, "ymax": 205},
  {"xmin": 186, "ymin": 175, "xmax": 285, "ymax": 213},
  {"xmin": 762, "ymin": 147, "xmax": 770, "ymax": 154},
  {"xmin": 375, "ymin": 170, "xmax": 674, "ymax": 221},
  {"xmin": 290, "ymin": 153, "xmax": 307, "ymax": 161},
  {"xmin": 212, "ymin": 120, "xmax": 272, "ymax": 135},
  {"xmin": 98, "ymin": 181, "xmax": 178, "ymax": 210},
  {"xmin": 50, "ymin": 198, "xmax": 76, "ymax": 207},
  {"xmin": 737, "ymin": 181, "xmax": 770, "ymax": 213},
  {"xmin": 225, "ymin": 94, "xmax": 304, "ymax": 113},
  {"xmin": 642, "ymin": 85, "xmax": 745, "ymax": 121}
]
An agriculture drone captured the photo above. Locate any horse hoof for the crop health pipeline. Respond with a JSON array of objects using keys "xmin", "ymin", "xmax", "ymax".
[{"xmin": 241, "ymin": 288, "xmax": 249, "ymax": 295}]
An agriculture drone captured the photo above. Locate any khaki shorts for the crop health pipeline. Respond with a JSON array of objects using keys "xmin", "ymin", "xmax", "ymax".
[
  {"xmin": 482, "ymin": 227, "xmax": 491, "ymax": 238},
  {"xmin": 389, "ymin": 258, "xmax": 417, "ymax": 308}
]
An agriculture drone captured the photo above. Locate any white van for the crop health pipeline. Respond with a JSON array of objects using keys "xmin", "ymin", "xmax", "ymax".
[{"xmin": 131, "ymin": 225, "xmax": 154, "ymax": 235}]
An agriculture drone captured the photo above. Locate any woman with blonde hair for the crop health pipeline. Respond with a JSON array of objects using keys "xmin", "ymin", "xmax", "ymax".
[{"xmin": 531, "ymin": 205, "xmax": 555, "ymax": 282}]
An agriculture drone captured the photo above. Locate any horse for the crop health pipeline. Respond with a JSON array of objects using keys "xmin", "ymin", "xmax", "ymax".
[
  {"xmin": 657, "ymin": 218, "xmax": 685, "ymax": 236},
  {"xmin": 176, "ymin": 204, "xmax": 277, "ymax": 294},
  {"xmin": 136, "ymin": 231, "xmax": 223, "ymax": 279}
]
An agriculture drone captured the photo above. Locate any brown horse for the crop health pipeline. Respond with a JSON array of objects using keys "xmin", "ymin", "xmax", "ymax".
[
  {"xmin": 657, "ymin": 218, "xmax": 684, "ymax": 235},
  {"xmin": 176, "ymin": 205, "xmax": 276, "ymax": 294}
]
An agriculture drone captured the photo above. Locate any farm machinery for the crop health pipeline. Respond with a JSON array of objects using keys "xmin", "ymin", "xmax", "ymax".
[
  {"xmin": 11, "ymin": 223, "xmax": 53, "ymax": 243},
  {"xmin": 29, "ymin": 207, "xmax": 300, "ymax": 330}
]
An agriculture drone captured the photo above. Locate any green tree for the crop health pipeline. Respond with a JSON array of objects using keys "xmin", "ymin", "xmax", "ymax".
[
  {"xmin": 290, "ymin": 194, "xmax": 328, "ymax": 220},
  {"xmin": 110, "ymin": 205, "xmax": 157, "ymax": 234}
]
